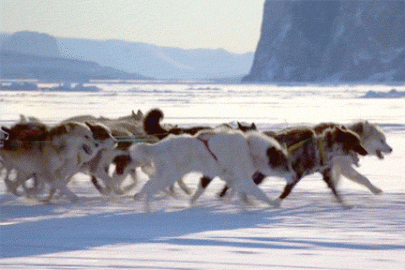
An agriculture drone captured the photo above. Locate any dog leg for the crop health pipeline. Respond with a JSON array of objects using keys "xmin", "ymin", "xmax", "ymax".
[
  {"xmin": 278, "ymin": 173, "xmax": 301, "ymax": 201},
  {"xmin": 91, "ymin": 175, "xmax": 106, "ymax": 194},
  {"xmin": 339, "ymin": 166, "xmax": 383, "ymax": 194},
  {"xmin": 218, "ymin": 185, "xmax": 229, "ymax": 197},
  {"xmin": 120, "ymin": 169, "xmax": 138, "ymax": 193},
  {"xmin": 322, "ymin": 169, "xmax": 342, "ymax": 202},
  {"xmin": 4, "ymin": 171, "xmax": 21, "ymax": 196},
  {"xmin": 23, "ymin": 176, "xmax": 44, "ymax": 197},
  {"xmin": 47, "ymin": 178, "xmax": 79, "ymax": 203},
  {"xmin": 190, "ymin": 176, "xmax": 213, "ymax": 205},
  {"xmin": 218, "ymin": 171, "xmax": 266, "ymax": 198},
  {"xmin": 177, "ymin": 178, "xmax": 192, "ymax": 195},
  {"xmin": 237, "ymin": 178, "xmax": 277, "ymax": 207},
  {"xmin": 42, "ymin": 186, "xmax": 57, "ymax": 203},
  {"xmin": 4, "ymin": 170, "xmax": 34, "ymax": 197},
  {"xmin": 111, "ymin": 168, "xmax": 137, "ymax": 194},
  {"xmin": 135, "ymin": 175, "xmax": 177, "ymax": 211},
  {"xmin": 322, "ymin": 169, "xmax": 353, "ymax": 209}
]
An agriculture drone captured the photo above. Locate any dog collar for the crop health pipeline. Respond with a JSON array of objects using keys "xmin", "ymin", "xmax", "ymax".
[{"xmin": 198, "ymin": 138, "xmax": 218, "ymax": 161}]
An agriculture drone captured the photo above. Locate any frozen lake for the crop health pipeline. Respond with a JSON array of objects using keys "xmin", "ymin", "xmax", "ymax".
[{"xmin": 1, "ymin": 83, "xmax": 405, "ymax": 269}]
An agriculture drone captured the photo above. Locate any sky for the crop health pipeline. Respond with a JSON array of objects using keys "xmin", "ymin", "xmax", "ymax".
[{"xmin": 0, "ymin": 0, "xmax": 265, "ymax": 54}]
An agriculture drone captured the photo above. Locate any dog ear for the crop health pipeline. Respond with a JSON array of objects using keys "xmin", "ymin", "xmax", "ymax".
[
  {"xmin": 362, "ymin": 121, "xmax": 371, "ymax": 134},
  {"xmin": 64, "ymin": 123, "xmax": 73, "ymax": 133},
  {"xmin": 1, "ymin": 126, "xmax": 10, "ymax": 134},
  {"xmin": 85, "ymin": 121, "xmax": 94, "ymax": 130},
  {"xmin": 19, "ymin": 114, "xmax": 27, "ymax": 123},
  {"xmin": 250, "ymin": 123, "xmax": 257, "ymax": 130}
]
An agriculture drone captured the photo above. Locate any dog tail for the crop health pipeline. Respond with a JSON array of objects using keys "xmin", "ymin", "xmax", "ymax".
[{"xmin": 143, "ymin": 108, "xmax": 168, "ymax": 138}]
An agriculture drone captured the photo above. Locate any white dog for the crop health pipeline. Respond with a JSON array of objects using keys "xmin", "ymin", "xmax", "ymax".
[
  {"xmin": 129, "ymin": 130, "xmax": 294, "ymax": 211},
  {"xmin": 1, "ymin": 121, "xmax": 115, "ymax": 202}
]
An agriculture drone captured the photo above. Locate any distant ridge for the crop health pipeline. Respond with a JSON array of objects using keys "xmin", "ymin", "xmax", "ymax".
[
  {"xmin": 0, "ymin": 31, "xmax": 149, "ymax": 81},
  {"xmin": 0, "ymin": 50, "xmax": 150, "ymax": 81},
  {"xmin": 0, "ymin": 31, "xmax": 254, "ymax": 81},
  {"xmin": 1, "ymin": 31, "xmax": 61, "ymax": 58},
  {"xmin": 56, "ymin": 38, "xmax": 254, "ymax": 80}
]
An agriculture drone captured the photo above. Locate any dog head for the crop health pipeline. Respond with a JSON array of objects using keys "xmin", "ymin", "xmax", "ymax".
[
  {"xmin": 85, "ymin": 122, "xmax": 116, "ymax": 150},
  {"xmin": 328, "ymin": 126, "xmax": 368, "ymax": 156},
  {"xmin": 351, "ymin": 121, "xmax": 392, "ymax": 159},
  {"xmin": 117, "ymin": 109, "xmax": 144, "ymax": 122},
  {"xmin": 237, "ymin": 122, "xmax": 257, "ymax": 132},
  {"xmin": 246, "ymin": 131, "xmax": 295, "ymax": 181}
]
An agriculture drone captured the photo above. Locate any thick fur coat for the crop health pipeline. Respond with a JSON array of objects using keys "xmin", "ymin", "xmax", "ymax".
[{"xmin": 130, "ymin": 129, "xmax": 294, "ymax": 211}]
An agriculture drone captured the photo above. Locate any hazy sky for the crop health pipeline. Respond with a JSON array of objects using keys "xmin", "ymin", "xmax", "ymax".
[{"xmin": 1, "ymin": 0, "xmax": 265, "ymax": 54}]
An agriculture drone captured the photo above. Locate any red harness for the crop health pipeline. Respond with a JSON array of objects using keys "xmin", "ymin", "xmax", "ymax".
[{"xmin": 198, "ymin": 138, "xmax": 218, "ymax": 161}]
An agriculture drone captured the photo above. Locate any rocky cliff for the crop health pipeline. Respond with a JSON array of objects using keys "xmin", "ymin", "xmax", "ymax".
[{"xmin": 243, "ymin": 0, "xmax": 405, "ymax": 83}]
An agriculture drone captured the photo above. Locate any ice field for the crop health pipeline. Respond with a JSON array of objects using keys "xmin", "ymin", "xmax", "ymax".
[{"xmin": 1, "ymin": 83, "xmax": 405, "ymax": 269}]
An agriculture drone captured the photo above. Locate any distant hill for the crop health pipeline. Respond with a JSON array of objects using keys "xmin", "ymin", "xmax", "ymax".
[
  {"xmin": 1, "ymin": 31, "xmax": 61, "ymax": 58},
  {"xmin": 57, "ymin": 38, "xmax": 254, "ymax": 80},
  {"xmin": 0, "ymin": 32, "xmax": 148, "ymax": 81},
  {"xmin": 0, "ymin": 31, "xmax": 254, "ymax": 81},
  {"xmin": 0, "ymin": 50, "xmax": 150, "ymax": 81}
]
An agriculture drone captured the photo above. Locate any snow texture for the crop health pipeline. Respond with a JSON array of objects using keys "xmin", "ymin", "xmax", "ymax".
[{"xmin": 1, "ymin": 83, "xmax": 405, "ymax": 269}]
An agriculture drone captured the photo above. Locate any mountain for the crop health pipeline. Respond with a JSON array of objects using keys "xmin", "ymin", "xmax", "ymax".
[
  {"xmin": 0, "ymin": 31, "xmax": 253, "ymax": 81},
  {"xmin": 243, "ymin": 0, "xmax": 405, "ymax": 83},
  {"xmin": 1, "ymin": 31, "xmax": 61, "ymax": 58},
  {"xmin": 0, "ymin": 50, "xmax": 149, "ymax": 81},
  {"xmin": 57, "ymin": 38, "xmax": 254, "ymax": 80},
  {"xmin": 0, "ymin": 32, "xmax": 149, "ymax": 81}
]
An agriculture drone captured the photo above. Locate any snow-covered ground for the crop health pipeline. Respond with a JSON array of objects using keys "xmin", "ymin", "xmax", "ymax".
[{"xmin": 1, "ymin": 83, "xmax": 405, "ymax": 269}]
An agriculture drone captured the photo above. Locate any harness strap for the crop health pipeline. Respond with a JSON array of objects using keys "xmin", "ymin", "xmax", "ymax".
[
  {"xmin": 287, "ymin": 137, "xmax": 313, "ymax": 155},
  {"xmin": 317, "ymin": 137, "xmax": 327, "ymax": 166},
  {"xmin": 198, "ymin": 138, "xmax": 218, "ymax": 161},
  {"xmin": 287, "ymin": 137, "xmax": 328, "ymax": 166}
]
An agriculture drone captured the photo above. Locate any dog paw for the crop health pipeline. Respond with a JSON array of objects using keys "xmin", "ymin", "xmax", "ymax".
[
  {"xmin": 372, "ymin": 188, "xmax": 383, "ymax": 195},
  {"xmin": 70, "ymin": 196, "xmax": 80, "ymax": 203},
  {"xmin": 271, "ymin": 198, "xmax": 282, "ymax": 208},
  {"xmin": 341, "ymin": 203, "xmax": 354, "ymax": 210}
]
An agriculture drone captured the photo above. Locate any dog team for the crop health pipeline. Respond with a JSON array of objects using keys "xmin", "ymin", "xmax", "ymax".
[{"xmin": 0, "ymin": 108, "xmax": 392, "ymax": 211}]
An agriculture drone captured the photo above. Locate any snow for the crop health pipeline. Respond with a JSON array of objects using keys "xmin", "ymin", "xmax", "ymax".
[{"xmin": 1, "ymin": 83, "xmax": 405, "ymax": 269}]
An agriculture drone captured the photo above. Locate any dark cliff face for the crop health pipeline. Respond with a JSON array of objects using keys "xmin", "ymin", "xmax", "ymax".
[{"xmin": 244, "ymin": 0, "xmax": 405, "ymax": 83}]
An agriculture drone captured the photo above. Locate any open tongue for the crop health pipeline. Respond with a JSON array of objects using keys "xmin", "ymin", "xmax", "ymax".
[{"xmin": 376, "ymin": 150, "xmax": 384, "ymax": 159}]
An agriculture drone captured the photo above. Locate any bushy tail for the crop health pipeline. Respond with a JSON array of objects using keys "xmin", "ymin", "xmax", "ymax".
[{"xmin": 143, "ymin": 108, "xmax": 168, "ymax": 139}]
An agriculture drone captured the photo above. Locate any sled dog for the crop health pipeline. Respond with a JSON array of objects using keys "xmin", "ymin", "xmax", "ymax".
[
  {"xmin": 129, "ymin": 129, "xmax": 294, "ymax": 211},
  {"xmin": 213, "ymin": 125, "xmax": 368, "ymax": 207},
  {"xmin": 112, "ymin": 108, "xmax": 226, "ymax": 196},
  {"xmin": 0, "ymin": 121, "xmax": 115, "ymax": 201},
  {"xmin": 62, "ymin": 110, "xmax": 152, "ymax": 195},
  {"xmin": 313, "ymin": 121, "xmax": 392, "ymax": 194}
]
